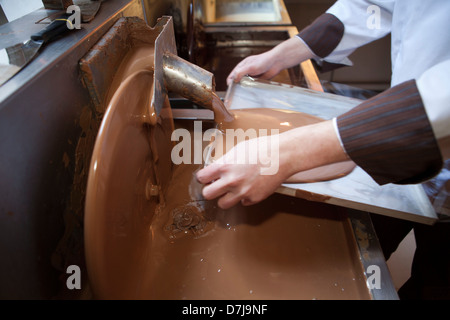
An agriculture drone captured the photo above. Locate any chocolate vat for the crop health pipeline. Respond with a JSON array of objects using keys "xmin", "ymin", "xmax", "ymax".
[
  {"xmin": 83, "ymin": 16, "xmax": 392, "ymax": 300},
  {"xmin": 0, "ymin": 1, "xmax": 396, "ymax": 301}
]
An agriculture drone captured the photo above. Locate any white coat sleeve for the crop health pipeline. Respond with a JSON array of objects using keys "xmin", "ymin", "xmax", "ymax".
[{"xmin": 323, "ymin": 0, "xmax": 394, "ymax": 64}]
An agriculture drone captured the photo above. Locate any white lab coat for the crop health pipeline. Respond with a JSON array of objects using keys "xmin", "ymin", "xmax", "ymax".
[{"xmin": 323, "ymin": 0, "xmax": 450, "ymax": 149}]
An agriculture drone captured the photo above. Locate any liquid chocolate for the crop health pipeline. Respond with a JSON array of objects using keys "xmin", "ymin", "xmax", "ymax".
[
  {"xmin": 211, "ymin": 91, "xmax": 234, "ymax": 124},
  {"xmin": 85, "ymin": 45, "xmax": 370, "ymax": 300},
  {"xmin": 140, "ymin": 160, "xmax": 371, "ymax": 300}
]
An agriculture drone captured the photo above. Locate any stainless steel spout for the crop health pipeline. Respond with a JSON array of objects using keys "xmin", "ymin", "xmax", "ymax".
[
  {"xmin": 163, "ymin": 52, "xmax": 215, "ymax": 109},
  {"xmin": 162, "ymin": 52, "xmax": 234, "ymax": 122},
  {"xmin": 152, "ymin": 17, "xmax": 233, "ymax": 122}
]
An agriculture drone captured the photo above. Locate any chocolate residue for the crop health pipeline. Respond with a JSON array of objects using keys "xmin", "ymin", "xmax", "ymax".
[{"xmin": 165, "ymin": 202, "xmax": 212, "ymax": 239}]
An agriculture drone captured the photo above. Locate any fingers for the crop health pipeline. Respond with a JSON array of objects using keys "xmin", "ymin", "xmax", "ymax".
[
  {"xmin": 197, "ymin": 164, "xmax": 274, "ymax": 209},
  {"xmin": 201, "ymin": 175, "xmax": 229, "ymax": 200},
  {"xmin": 197, "ymin": 165, "xmax": 242, "ymax": 209},
  {"xmin": 240, "ymin": 198, "xmax": 256, "ymax": 206},
  {"xmin": 203, "ymin": 179, "xmax": 250, "ymax": 210},
  {"xmin": 226, "ymin": 56, "xmax": 261, "ymax": 86},
  {"xmin": 217, "ymin": 191, "xmax": 242, "ymax": 210},
  {"xmin": 226, "ymin": 71, "xmax": 237, "ymax": 86},
  {"xmin": 197, "ymin": 163, "xmax": 238, "ymax": 205},
  {"xmin": 259, "ymin": 68, "xmax": 280, "ymax": 80},
  {"xmin": 229, "ymin": 59, "xmax": 249, "ymax": 80},
  {"xmin": 227, "ymin": 66, "xmax": 246, "ymax": 86},
  {"xmin": 196, "ymin": 163, "xmax": 221, "ymax": 184},
  {"xmin": 227, "ymin": 65, "xmax": 280, "ymax": 87}
]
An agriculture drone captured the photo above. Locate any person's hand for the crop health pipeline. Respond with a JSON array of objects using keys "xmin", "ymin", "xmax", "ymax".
[
  {"xmin": 226, "ymin": 36, "xmax": 316, "ymax": 86},
  {"xmin": 196, "ymin": 120, "xmax": 349, "ymax": 209},
  {"xmin": 226, "ymin": 51, "xmax": 282, "ymax": 86},
  {"xmin": 196, "ymin": 134, "xmax": 288, "ymax": 209}
]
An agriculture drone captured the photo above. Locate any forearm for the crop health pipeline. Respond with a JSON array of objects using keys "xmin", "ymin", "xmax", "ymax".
[
  {"xmin": 283, "ymin": 79, "xmax": 445, "ymax": 186},
  {"xmin": 279, "ymin": 120, "xmax": 348, "ymax": 178}
]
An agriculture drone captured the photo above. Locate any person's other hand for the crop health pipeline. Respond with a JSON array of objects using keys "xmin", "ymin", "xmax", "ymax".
[
  {"xmin": 226, "ymin": 36, "xmax": 315, "ymax": 86},
  {"xmin": 226, "ymin": 51, "xmax": 281, "ymax": 86}
]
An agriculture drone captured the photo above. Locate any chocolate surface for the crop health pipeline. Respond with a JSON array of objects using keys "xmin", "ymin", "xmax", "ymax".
[{"xmin": 84, "ymin": 45, "xmax": 369, "ymax": 300}]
